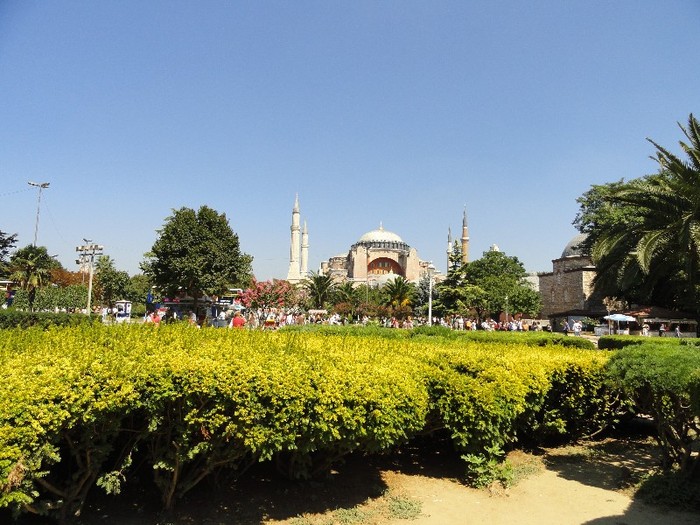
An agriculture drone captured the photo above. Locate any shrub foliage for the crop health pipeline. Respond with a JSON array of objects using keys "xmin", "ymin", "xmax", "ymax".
[{"xmin": 0, "ymin": 324, "xmax": 634, "ymax": 520}]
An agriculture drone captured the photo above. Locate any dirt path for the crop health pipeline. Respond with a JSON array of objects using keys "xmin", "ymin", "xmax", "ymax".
[
  {"xmin": 13, "ymin": 436, "xmax": 695, "ymax": 525},
  {"xmin": 381, "ymin": 468, "xmax": 695, "ymax": 525},
  {"xmin": 264, "ymin": 439, "xmax": 699, "ymax": 525}
]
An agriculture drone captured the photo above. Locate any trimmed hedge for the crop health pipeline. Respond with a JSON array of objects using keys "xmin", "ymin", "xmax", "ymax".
[
  {"xmin": 0, "ymin": 325, "xmax": 613, "ymax": 520},
  {"xmin": 0, "ymin": 310, "xmax": 98, "ymax": 329},
  {"xmin": 605, "ymin": 343, "xmax": 700, "ymax": 475},
  {"xmin": 283, "ymin": 324, "xmax": 597, "ymax": 350},
  {"xmin": 598, "ymin": 334, "xmax": 700, "ymax": 350}
]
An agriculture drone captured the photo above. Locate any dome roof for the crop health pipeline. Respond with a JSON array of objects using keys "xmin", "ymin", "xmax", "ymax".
[
  {"xmin": 358, "ymin": 224, "xmax": 404, "ymax": 244},
  {"xmin": 561, "ymin": 233, "xmax": 589, "ymax": 258}
]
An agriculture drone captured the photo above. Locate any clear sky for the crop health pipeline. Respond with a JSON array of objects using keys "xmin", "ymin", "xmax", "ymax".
[{"xmin": 1, "ymin": 1, "xmax": 699, "ymax": 281}]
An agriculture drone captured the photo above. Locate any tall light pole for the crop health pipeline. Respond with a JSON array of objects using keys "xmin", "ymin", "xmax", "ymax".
[
  {"xmin": 76, "ymin": 240, "xmax": 103, "ymax": 314},
  {"xmin": 28, "ymin": 181, "xmax": 49, "ymax": 246},
  {"xmin": 427, "ymin": 262, "xmax": 435, "ymax": 326}
]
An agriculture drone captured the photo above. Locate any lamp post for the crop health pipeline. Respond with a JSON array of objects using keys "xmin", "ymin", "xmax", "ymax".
[
  {"xmin": 76, "ymin": 240, "xmax": 103, "ymax": 314},
  {"xmin": 28, "ymin": 181, "xmax": 49, "ymax": 246},
  {"xmin": 427, "ymin": 262, "xmax": 435, "ymax": 326}
]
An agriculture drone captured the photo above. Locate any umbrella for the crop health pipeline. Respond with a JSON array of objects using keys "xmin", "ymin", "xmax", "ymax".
[
  {"xmin": 604, "ymin": 314, "xmax": 636, "ymax": 322},
  {"xmin": 604, "ymin": 313, "xmax": 636, "ymax": 335}
]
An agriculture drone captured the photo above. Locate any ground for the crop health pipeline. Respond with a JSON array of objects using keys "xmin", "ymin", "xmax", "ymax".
[{"xmin": 9, "ymin": 433, "xmax": 700, "ymax": 525}]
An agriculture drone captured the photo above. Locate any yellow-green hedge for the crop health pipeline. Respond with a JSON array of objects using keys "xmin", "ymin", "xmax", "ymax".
[{"xmin": 0, "ymin": 324, "xmax": 612, "ymax": 519}]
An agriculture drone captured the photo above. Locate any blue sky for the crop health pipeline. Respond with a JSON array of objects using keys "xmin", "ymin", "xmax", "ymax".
[{"xmin": 1, "ymin": 1, "xmax": 699, "ymax": 281}]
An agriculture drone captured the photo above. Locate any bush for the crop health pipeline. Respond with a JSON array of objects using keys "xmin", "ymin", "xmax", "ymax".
[
  {"xmin": 0, "ymin": 309, "xmax": 98, "ymax": 329},
  {"xmin": 0, "ymin": 324, "xmax": 615, "ymax": 519},
  {"xmin": 605, "ymin": 343, "xmax": 700, "ymax": 475}
]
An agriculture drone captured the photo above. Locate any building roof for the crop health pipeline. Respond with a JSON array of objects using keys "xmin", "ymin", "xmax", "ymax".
[
  {"xmin": 358, "ymin": 223, "xmax": 404, "ymax": 244},
  {"xmin": 561, "ymin": 233, "xmax": 589, "ymax": 258}
]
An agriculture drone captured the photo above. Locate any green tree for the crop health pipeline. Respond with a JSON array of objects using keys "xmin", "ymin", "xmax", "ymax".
[
  {"xmin": 438, "ymin": 250, "xmax": 540, "ymax": 322},
  {"xmin": 574, "ymin": 114, "xmax": 700, "ymax": 316},
  {"xmin": 8, "ymin": 245, "xmax": 59, "ymax": 310},
  {"xmin": 127, "ymin": 273, "xmax": 152, "ymax": 303},
  {"xmin": 142, "ymin": 206, "xmax": 253, "ymax": 310},
  {"xmin": 382, "ymin": 276, "xmax": 415, "ymax": 319},
  {"xmin": 332, "ymin": 281, "xmax": 361, "ymax": 320},
  {"xmin": 463, "ymin": 250, "xmax": 540, "ymax": 320},
  {"xmin": 0, "ymin": 230, "xmax": 18, "ymax": 274},
  {"xmin": 414, "ymin": 272, "xmax": 441, "ymax": 318},
  {"xmin": 303, "ymin": 272, "xmax": 336, "ymax": 309},
  {"xmin": 95, "ymin": 256, "xmax": 131, "ymax": 307}
]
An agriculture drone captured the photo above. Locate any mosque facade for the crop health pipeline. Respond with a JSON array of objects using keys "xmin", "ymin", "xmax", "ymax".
[{"xmin": 286, "ymin": 197, "xmax": 469, "ymax": 285}]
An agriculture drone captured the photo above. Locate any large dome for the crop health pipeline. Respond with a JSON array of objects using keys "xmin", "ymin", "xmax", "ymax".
[
  {"xmin": 358, "ymin": 224, "xmax": 404, "ymax": 244},
  {"xmin": 561, "ymin": 233, "xmax": 589, "ymax": 258}
]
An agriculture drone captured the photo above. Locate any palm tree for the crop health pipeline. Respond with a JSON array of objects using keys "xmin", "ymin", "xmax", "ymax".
[
  {"xmin": 8, "ymin": 245, "xmax": 56, "ymax": 310},
  {"xmin": 382, "ymin": 276, "xmax": 415, "ymax": 309},
  {"xmin": 333, "ymin": 281, "xmax": 360, "ymax": 306},
  {"xmin": 303, "ymin": 272, "xmax": 336, "ymax": 309},
  {"xmin": 593, "ymin": 114, "xmax": 700, "ymax": 313}
]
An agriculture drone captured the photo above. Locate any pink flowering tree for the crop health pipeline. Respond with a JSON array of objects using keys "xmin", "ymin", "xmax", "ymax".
[{"xmin": 239, "ymin": 279, "xmax": 299, "ymax": 325}]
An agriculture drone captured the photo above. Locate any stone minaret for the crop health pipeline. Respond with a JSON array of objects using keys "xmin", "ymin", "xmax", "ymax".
[
  {"xmin": 286, "ymin": 195, "xmax": 302, "ymax": 282},
  {"xmin": 300, "ymin": 221, "xmax": 309, "ymax": 278},
  {"xmin": 461, "ymin": 208, "xmax": 469, "ymax": 265},
  {"xmin": 446, "ymin": 227, "xmax": 452, "ymax": 273}
]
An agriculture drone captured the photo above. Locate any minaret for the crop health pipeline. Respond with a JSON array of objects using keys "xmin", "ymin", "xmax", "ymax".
[
  {"xmin": 461, "ymin": 207, "xmax": 469, "ymax": 265},
  {"xmin": 300, "ymin": 221, "xmax": 309, "ymax": 277},
  {"xmin": 446, "ymin": 227, "xmax": 452, "ymax": 273},
  {"xmin": 287, "ymin": 195, "xmax": 302, "ymax": 282}
]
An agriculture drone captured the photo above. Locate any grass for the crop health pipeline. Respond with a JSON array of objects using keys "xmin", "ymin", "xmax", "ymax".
[{"xmin": 288, "ymin": 491, "xmax": 422, "ymax": 524}]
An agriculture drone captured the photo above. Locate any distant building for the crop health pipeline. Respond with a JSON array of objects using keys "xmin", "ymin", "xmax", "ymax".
[
  {"xmin": 538, "ymin": 233, "xmax": 606, "ymax": 320},
  {"xmin": 286, "ymin": 194, "xmax": 309, "ymax": 284},
  {"xmin": 286, "ymin": 197, "xmax": 466, "ymax": 285},
  {"xmin": 319, "ymin": 223, "xmax": 433, "ymax": 285}
]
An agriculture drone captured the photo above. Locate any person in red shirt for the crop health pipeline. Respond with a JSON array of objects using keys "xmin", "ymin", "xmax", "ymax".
[{"xmin": 230, "ymin": 311, "xmax": 245, "ymax": 329}]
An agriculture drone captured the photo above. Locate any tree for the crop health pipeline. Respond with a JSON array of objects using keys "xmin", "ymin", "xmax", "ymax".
[
  {"xmin": 0, "ymin": 230, "xmax": 18, "ymax": 273},
  {"xmin": 332, "ymin": 281, "xmax": 361, "ymax": 320},
  {"xmin": 382, "ymin": 276, "xmax": 415, "ymax": 319},
  {"xmin": 50, "ymin": 268, "xmax": 86, "ymax": 287},
  {"xmin": 239, "ymin": 279, "xmax": 296, "ymax": 324},
  {"xmin": 574, "ymin": 114, "xmax": 700, "ymax": 316},
  {"xmin": 414, "ymin": 272, "xmax": 440, "ymax": 318},
  {"xmin": 95, "ymin": 255, "xmax": 131, "ymax": 307},
  {"xmin": 303, "ymin": 272, "xmax": 336, "ymax": 309},
  {"xmin": 8, "ymin": 245, "xmax": 59, "ymax": 310},
  {"xmin": 438, "ymin": 250, "xmax": 540, "ymax": 322},
  {"xmin": 463, "ymin": 250, "xmax": 540, "ymax": 320},
  {"xmin": 142, "ymin": 206, "xmax": 253, "ymax": 310},
  {"xmin": 127, "ymin": 274, "xmax": 152, "ymax": 304}
]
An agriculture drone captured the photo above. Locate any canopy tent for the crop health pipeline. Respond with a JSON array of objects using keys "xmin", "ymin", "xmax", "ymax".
[{"xmin": 604, "ymin": 313, "xmax": 636, "ymax": 335}]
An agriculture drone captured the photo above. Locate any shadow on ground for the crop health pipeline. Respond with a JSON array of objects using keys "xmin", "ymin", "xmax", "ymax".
[{"xmin": 5, "ymin": 437, "xmax": 465, "ymax": 525}]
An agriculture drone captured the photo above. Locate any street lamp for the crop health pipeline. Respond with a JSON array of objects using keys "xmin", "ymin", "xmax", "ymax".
[
  {"xmin": 28, "ymin": 181, "xmax": 49, "ymax": 246},
  {"xmin": 427, "ymin": 262, "xmax": 435, "ymax": 326},
  {"xmin": 76, "ymin": 241, "xmax": 103, "ymax": 314}
]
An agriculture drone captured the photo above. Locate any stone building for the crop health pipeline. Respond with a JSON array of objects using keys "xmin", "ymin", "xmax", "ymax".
[
  {"xmin": 286, "ymin": 197, "xmax": 460, "ymax": 285},
  {"xmin": 538, "ymin": 233, "xmax": 606, "ymax": 320},
  {"xmin": 319, "ymin": 223, "xmax": 434, "ymax": 285}
]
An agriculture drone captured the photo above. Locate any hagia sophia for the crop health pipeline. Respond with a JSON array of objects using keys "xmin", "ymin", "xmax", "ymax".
[
  {"xmin": 285, "ymin": 195, "xmax": 469, "ymax": 287},
  {"xmin": 283, "ymin": 195, "xmax": 606, "ymax": 321}
]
